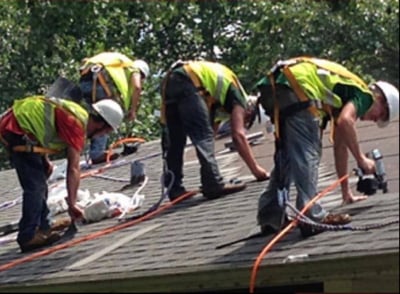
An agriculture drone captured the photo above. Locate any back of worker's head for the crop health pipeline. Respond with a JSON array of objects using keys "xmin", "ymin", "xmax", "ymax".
[
  {"xmin": 370, "ymin": 81, "xmax": 399, "ymax": 128},
  {"xmin": 92, "ymin": 99, "xmax": 124, "ymax": 131}
]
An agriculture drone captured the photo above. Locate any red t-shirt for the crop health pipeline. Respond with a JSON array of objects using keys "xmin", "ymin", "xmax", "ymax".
[{"xmin": 0, "ymin": 108, "xmax": 85, "ymax": 152}]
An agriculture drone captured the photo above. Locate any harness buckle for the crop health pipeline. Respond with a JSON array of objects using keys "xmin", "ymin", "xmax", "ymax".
[{"xmin": 91, "ymin": 65, "xmax": 102, "ymax": 73}]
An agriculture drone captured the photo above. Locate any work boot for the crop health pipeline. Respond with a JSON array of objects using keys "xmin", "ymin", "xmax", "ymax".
[
  {"xmin": 202, "ymin": 182, "xmax": 247, "ymax": 200},
  {"xmin": 19, "ymin": 230, "xmax": 61, "ymax": 253},
  {"xmin": 260, "ymin": 225, "xmax": 277, "ymax": 236},
  {"xmin": 299, "ymin": 213, "xmax": 351, "ymax": 237},
  {"xmin": 168, "ymin": 186, "xmax": 188, "ymax": 201},
  {"xmin": 260, "ymin": 215, "xmax": 291, "ymax": 236},
  {"xmin": 322, "ymin": 213, "xmax": 351, "ymax": 225},
  {"xmin": 91, "ymin": 152, "xmax": 119, "ymax": 164},
  {"xmin": 50, "ymin": 217, "xmax": 72, "ymax": 232},
  {"xmin": 121, "ymin": 142, "xmax": 140, "ymax": 156}
]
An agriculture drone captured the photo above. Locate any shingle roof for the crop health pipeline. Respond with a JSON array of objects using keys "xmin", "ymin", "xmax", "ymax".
[{"xmin": 0, "ymin": 119, "xmax": 398, "ymax": 293}]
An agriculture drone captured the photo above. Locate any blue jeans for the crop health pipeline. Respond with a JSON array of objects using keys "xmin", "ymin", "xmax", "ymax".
[
  {"xmin": 89, "ymin": 135, "xmax": 109, "ymax": 161},
  {"xmin": 10, "ymin": 151, "xmax": 51, "ymax": 245},
  {"xmin": 79, "ymin": 77, "xmax": 108, "ymax": 104},
  {"xmin": 257, "ymin": 109, "xmax": 327, "ymax": 230},
  {"xmin": 163, "ymin": 72, "xmax": 224, "ymax": 194},
  {"xmin": 80, "ymin": 79, "xmax": 111, "ymax": 161}
]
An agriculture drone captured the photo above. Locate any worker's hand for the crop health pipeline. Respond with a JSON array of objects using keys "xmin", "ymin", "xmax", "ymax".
[
  {"xmin": 358, "ymin": 155, "xmax": 376, "ymax": 175},
  {"xmin": 342, "ymin": 189, "xmax": 368, "ymax": 205},
  {"xmin": 253, "ymin": 165, "xmax": 270, "ymax": 181},
  {"xmin": 68, "ymin": 204, "xmax": 85, "ymax": 222},
  {"xmin": 126, "ymin": 109, "xmax": 136, "ymax": 122}
]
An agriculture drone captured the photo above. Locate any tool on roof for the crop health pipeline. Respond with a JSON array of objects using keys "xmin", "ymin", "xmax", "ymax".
[
  {"xmin": 354, "ymin": 148, "xmax": 388, "ymax": 195},
  {"xmin": 118, "ymin": 124, "xmax": 175, "ymax": 222}
]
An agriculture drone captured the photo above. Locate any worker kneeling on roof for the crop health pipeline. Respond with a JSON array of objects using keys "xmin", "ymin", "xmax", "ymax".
[
  {"xmin": 0, "ymin": 95, "xmax": 123, "ymax": 252},
  {"xmin": 255, "ymin": 56, "xmax": 399, "ymax": 237}
]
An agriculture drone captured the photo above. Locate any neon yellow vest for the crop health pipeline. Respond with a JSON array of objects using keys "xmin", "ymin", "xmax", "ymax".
[
  {"xmin": 285, "ymin": 57, "xmax": 372, "ymax": 109},
  {"xmin": 188, "ymin": 61, "xmax": 248, "ymax": 108},
  {"xmin": 82, "ymin": 52, "xmax": 137, "ymax": 111},
  {"xmin": 13, "ymin": 96, "xmax": 88, "ymax": 151}
]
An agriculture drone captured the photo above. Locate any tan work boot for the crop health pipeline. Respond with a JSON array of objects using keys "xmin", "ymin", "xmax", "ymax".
[
  {"xmin": 50, "ymin": 217, "xmax": 72, "ymax": 232},
  {"xmin": 322, "ymin": 213, "xmax": 352, "ymax": 225},
  {"xmin": 19, "ymin": 230, "xmax": 61, "ymax": 253},
  {"xmin": 203, "ymin": 182, "xmax": 247, "ymax": 200}
]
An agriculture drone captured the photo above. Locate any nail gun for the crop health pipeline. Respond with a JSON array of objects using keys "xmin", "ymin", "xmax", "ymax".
[{"xmin": 354, "ymin": 149, "xmax": 388, "ymax": 195}]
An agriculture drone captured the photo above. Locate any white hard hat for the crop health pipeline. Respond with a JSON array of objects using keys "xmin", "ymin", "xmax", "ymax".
[
  {"xmin": 374, "ymin": 81, "xmax": 399, "ymax": 128},
  {"xmin": 133, "ymin": 59, "xmax": 150, "ymax": 78},
  {"xmin": 92, "ymin": 99, "xmax": 124, "ymax": 131}
]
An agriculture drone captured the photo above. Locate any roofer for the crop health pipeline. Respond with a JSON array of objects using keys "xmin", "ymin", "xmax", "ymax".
[
  {"xmin": 160, "ymin": 60, "xmax": 270, "ymax": 201},
  {"xmin": 255, "ymin": 56, "xmax": 399, "ymax": 237},
  {"xmin": 78, "ymin": 52, "xmax": 150, "ymax": 164},
  {"xmin": 0, "ymin": 96, "xmax": 123, "ymax": 252}
]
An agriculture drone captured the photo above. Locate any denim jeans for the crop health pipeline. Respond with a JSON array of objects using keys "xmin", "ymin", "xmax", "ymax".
[
  {"xmin": 163, "ymin": 72, "xmax": 224, "ymax": 193},
  {"xmin": 79, "ymin": 78, "xmax": 108, "ymax": 105},
  {"xmin": 80, "ymin": 79, "xmax": 111, "ymax": 161},
  {"xmin": 89, "ymin": 135, "xmax": 109, "ymax": 160},
  {"xmin": 10, "ymin": 151, "xmax": 51, "ymax": 245},
  {"xmin": 257, "ymin": 109, "xmax": 327, "ymax": 230}
]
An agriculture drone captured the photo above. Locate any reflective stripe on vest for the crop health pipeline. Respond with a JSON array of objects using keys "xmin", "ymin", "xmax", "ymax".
[
  {"xmin": 13, "ymin": 96, "xmax": 88, "ymax": 152},
  {"xmin": 186, "ymin": 61, "xmax": 247, "ymax": 107}
]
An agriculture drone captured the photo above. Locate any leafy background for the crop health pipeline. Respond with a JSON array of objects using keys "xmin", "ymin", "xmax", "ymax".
[{"xmin": 0, "ymin": 0, "xmax": 398, "ymax": 170}]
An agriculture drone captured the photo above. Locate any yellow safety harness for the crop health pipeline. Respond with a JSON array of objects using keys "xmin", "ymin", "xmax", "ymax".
[
  {"xmin": 182, "ymin": 64, "xmax": 218, "ymax": 111},
  {"xmin": 269, "ymin": 57, "xmax": 369, "ymax": 143},
  {"xmin": 80, "ymin": 61, "xmax": 132, "ymax": 107},
  {"xmin": 160, "ymin": 63, "xmax": 217, "ymax": 125}
]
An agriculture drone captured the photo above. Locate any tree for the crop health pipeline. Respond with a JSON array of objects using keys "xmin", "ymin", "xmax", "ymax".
[{"xmin": 1, "ymin": 0, "xmax": 398, "ymax": 170}]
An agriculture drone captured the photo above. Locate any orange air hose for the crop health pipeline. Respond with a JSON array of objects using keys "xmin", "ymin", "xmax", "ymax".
[
  {"xmin": 0, "ymin": 137, "xmax": 149, "ymax": 271},
  {"xmin": 249, "ymin": 174, "xmax": 350, "ymax": 293},
  {"xmin": 0, "ymin": 190, "xmax": 197, "ymax": 272},
  {"xmin": 105, "ymin": 137, "xmax": 146, "ymax": 163},
  {"xmin": 78, "ymin": 137, "xmax": 146, "ymax": 179}
]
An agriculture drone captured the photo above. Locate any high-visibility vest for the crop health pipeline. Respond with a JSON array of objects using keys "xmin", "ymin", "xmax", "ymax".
[
  {"xmin": 12, "ymin": 96, "xmax": 88, "ymax": 152},
  {"xmin": 160, "ymin": 61, "xmax": 248, "ymax": 124},
  {"xmin": 184, "ymin": 61, "xmax": 248, "ymax": 108},
  {"xmin": 281, "ymin": 56, "xmax": 371, "ymax": 110},
  {"xmin": 80, "ymin": 52, "xmax": 137, "ymax": 111},
  {"xmin": 267, "ymin": 57, "xmax": 373, "ymax": 142}
]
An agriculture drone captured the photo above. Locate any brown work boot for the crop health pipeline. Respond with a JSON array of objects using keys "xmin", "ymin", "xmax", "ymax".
[
  {"xmin": 203, "ymin": 182, "xmax": 247, "ymax": 200},
  {"xmin": 19, "ymin": 230, "xmax": 61, "ymax": 253},
  {"xmin": 50, "ymin": 217, "xmax": 72, "ymax": 232},
  {"xmin": 322, "ymin": 213, "xmax": 352, "ymax": 225},
  {"xmin": 300, "ymin": 213, "xmax": 351, "ymax": 238}
]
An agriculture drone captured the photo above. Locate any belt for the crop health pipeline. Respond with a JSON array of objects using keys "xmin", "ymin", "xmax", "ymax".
[{"xmin": 12, "ymin": 145, "xmax": 59, "ymax": 155}]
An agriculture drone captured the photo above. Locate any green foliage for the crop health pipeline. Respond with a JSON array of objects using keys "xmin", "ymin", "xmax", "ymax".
[{"xmin": 0, "ymin": 0, "xmax": 399, "ymax": 170}]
